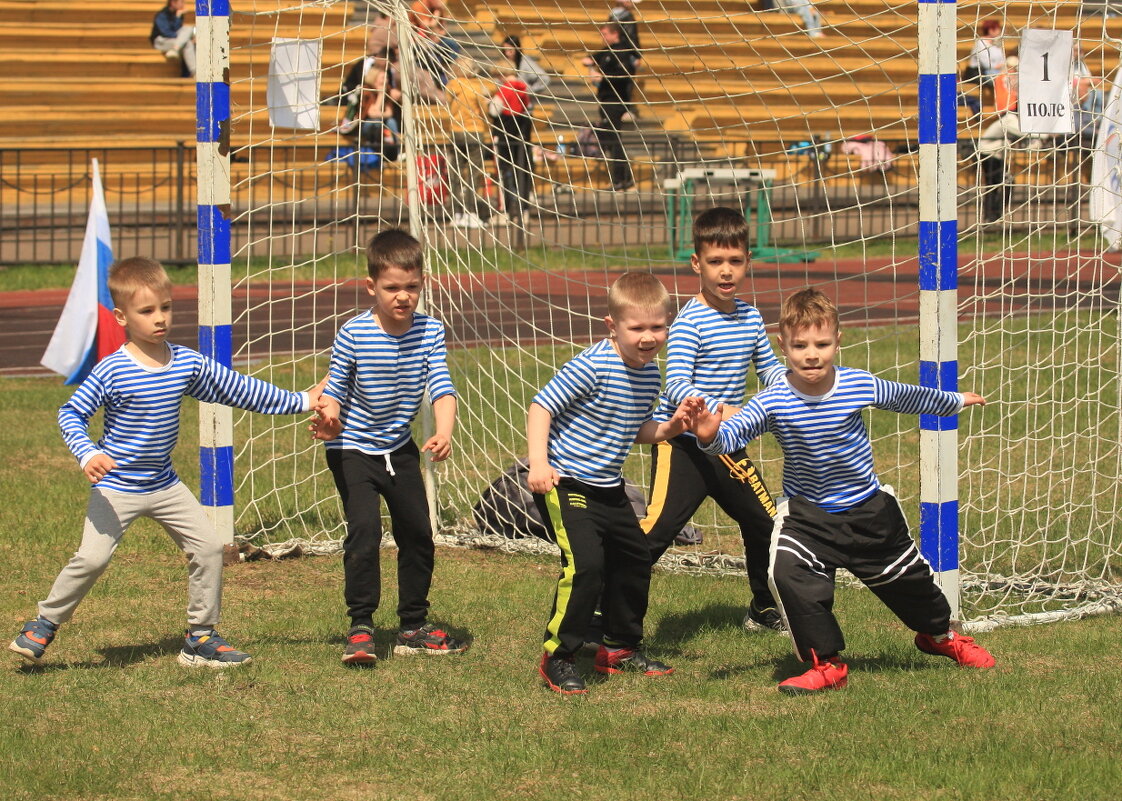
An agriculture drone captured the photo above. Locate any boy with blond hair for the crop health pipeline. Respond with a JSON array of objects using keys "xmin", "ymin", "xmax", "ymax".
[
  {"xmin": 640, "ymin": 206, "xmax": 787, "ymax": 632},
  {"xmin": 691, "ymin": 288, "xmax": 995, "ymax": 694},
  {"xmin": 10, "ymin": 257, "xmax": 323, "ymax": 668},
  {"xmin": 317, "ymin": 229, "xmax": 466, "ymax": 664},
  {"xmin": 528, "ymin": 272, "xmax": 701, "ymax": 694}
]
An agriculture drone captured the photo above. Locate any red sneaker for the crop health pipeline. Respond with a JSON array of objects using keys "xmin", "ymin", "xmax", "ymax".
[
  {"xmin": 593, "ymin": 645, "xmax": 674, "ymax": 676},
  {"xmin": 915, "ymin": 632, "xmax": 995, "ymax": 668},
  {"xmin": 341, "ymin": 625, "xmax": 377, "ymax": 665},
  {"xmin": 778, "ymin": 654, "xmax": 848, "ymax": 695}
]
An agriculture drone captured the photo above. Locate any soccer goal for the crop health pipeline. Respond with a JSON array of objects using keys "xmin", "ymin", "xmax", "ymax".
[{"xmin": 196, "ymin": 0, "xmax": 1122, "ymax": 629}]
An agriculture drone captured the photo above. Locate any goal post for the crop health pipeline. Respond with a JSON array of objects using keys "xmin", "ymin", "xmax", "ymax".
[{"xmin": 202, "ymin": 0, "xmax": 1122, "ymax": 627}]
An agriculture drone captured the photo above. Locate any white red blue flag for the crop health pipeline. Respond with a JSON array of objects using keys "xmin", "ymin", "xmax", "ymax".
[{"xmin": 40, "ymin": 159, "xmax": 125, "ymax": 384}]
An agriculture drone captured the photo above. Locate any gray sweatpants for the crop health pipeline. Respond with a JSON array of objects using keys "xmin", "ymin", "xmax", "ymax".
[
  {"xmin": 152, "ymin": 25, "xmax": 196, "ymax": 76},
  {"xmin": 39, "ymin": 481, "xmax": 224, "ymax": 627}
]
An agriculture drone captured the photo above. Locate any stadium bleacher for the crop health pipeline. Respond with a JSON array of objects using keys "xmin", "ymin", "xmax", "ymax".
[{"xmin": 1, "ymin": 0, "xmax": 1119, "ymax": 200}]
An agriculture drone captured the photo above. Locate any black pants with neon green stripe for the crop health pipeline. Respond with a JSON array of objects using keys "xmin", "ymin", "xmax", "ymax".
[
  {"xmin": 534, "ymin": 478, "xmax": 653, "ymax": 658},
  {"xmin": 642, "ymin": 434, "xmax": 777, "ymax": 607}
]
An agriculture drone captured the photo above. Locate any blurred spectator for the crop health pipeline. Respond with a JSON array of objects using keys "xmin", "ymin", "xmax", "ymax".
[
  {"xmin": 150, "ymin": 0, "xmax": 195, "ymax": 78},
  {"xmin": 584, "ymin": 22, "xmax": 636, "ymax": 191},
  {"xmin": 776, "ymin": 0, "xmax": 825, "ymax": 38},
  {"xmin": 976, "ymin": 109, "xmax": 1043, "ymax": 224},
  {"xmin": 356, "ymin": 65, "xmax": 401, "ymax": 162},
  {"xmin": 339, "ymin": 22, "xmax": 400, "ymax": 108},
  {"xmin": 608, "ymin": 0, "xmax": 642, "ymax": 55},
  {"xmin": 445, "ymin": 77, "xmax": 494, "ymax": 229},
  {"xmin": 488, "ymin": 70, "xmax": 536, "ymax": 224},
  {"xmin": 499, "ymin": 35, "xmax": 551, "ymax": 97},
  {"xmin": 992, "ymin": 55, "xmax": 1018, "ymax": 114}
]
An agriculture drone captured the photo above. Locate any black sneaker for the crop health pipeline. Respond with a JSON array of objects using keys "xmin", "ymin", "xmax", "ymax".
[
  {"xmin": 743, "ymin": 601, "xmax": 787, "ymax": 633},
  {"xmin": 341, "ymin": 625, "xmax": 377, "ymax": 665},
  {"xmin": 392, "ymin": 623, "xmax": 468, "ymax": 656},
  {"xmin": 539, "ymin": 652, "xmax": 588, "ymax": 695},
  {"xmin": 593, "ymin": 645, "xmax": 674, "ymax": 676}
]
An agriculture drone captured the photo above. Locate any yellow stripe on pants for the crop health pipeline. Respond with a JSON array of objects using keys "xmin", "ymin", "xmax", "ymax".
[
  {"xmin": 639, "ymin": 440, "xmax": 673, "ymax": 534},
  {"xmin": 542, "ymin": 487, "xmax": 576, "ymax": 655}
]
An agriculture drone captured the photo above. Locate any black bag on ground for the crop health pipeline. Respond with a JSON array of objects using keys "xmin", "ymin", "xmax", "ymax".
[{"xmin": 472, "ymin": 459, "xmax": 702, "ymax": 546}]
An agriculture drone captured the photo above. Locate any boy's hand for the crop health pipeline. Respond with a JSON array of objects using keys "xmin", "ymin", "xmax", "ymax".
[
  {"xmin": 309, "ymin": 395, "xmax": 342, "ymax": 441},
  {"xmin": 666, "ymin": 396, "xmax": 704, "ymax": 437},
  {"xmin": 421, "ymin": 434, "xmax": 452, "ymax": 462},
  {"xmin": 308, "ymin": 411, "xmax": 343, "ymax": 442},
  {"xmin": 691, "ymin": 403, "xmax": 723, "ymax": 444},
  {"xmin": 962, "ymin": 392, "xmax": 986, "ymax": 407},
  {"xmin": 84, "ymin": 453, "xmax": 117, "ymax": 484},
  {"xmin": 527, "ymin": 462, "xmax": 559, "ymax": 494}
]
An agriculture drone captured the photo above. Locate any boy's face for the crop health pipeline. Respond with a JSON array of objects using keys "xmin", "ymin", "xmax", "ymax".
[
  {"xmin": 606, "ymin": 306, "xmax": 670, "ymax": 368},
  {"xmin": 366, "ymin": 264, "xmax": 422, "ymax": 329},
  {"xmin": 691, "ymin": 243, "xmax": 749, "ymax": 311},
  {"xmin": 114, "ymin": 285, "xmax": 173, "ymax": 348},
  {"xmin": 778, "ymin": 322, "xmax": 841, "ymax": 394}
]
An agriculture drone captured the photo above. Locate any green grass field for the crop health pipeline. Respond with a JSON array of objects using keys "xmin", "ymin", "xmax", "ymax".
[{"xmin": 2, "ymin": 356, "xmax": 1122, "ymax": 800}]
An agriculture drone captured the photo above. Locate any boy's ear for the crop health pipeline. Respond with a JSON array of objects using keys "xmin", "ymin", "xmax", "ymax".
[
  {"xmin": 604, "ymin": 314, "xmax": 616, "ymax": 337},
  {"xmin": 364, "ymin": 276, "xmax": 376, "ymax": 296},
  {"xmin": 113, "ymin": 307, "xmax": 128, "ymax": 328},
  {"xmin": 689, "ymin": 252, "xmax": 701, "ymax": 275}
]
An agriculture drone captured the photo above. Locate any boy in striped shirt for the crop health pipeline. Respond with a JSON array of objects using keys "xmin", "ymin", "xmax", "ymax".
[
  {"xmin": 529, "ymin": 272, "xmax": 702, "ymax": 695},
  {"xmin": 692, "ymin": 288, "xmax": 995, "ymax": 694},
  {"xmin": 641, "ymin": 206, "xmax": 788, "ymax": 633},
  {"xmin": 316, "ymin": 229, "xmax": 466, "ymax": 663},
  {"xmin": 9, "ymin": 257, "xmax": 323, "ymax": 668}
]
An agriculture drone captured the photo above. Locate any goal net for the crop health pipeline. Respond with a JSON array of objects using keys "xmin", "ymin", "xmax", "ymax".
[{"xmin": 207, "ymin": 0, "xmax": 1122, "ymax": 629}]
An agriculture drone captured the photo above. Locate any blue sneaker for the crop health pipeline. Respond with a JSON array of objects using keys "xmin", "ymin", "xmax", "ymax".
[
  {"xmin": 9, "ymin": 616, "xmax": 58, "ymax": 665},
  {"xmin": 177, "ymin": 629, "xmax": 253, "ymax": 668}
]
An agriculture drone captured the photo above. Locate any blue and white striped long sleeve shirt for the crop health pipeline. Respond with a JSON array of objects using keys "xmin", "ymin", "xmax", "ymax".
[
  {"xmin": 58, "ymin": 344, "xmax": 310, "ymax": 494},
  {"xmin": 323, "ymin": 311, "xmax": 457, "ymax": 455},
  {"xmin": 533, "ymin": 339, "xmax": 662, "ymax": 487},
  {"xmin": 653, "ymin": 298, "xmax": 785, "ymax": 429},
  {"xmin": 700, "ymin": 367, "xmax": 964, "ymax": 511}
]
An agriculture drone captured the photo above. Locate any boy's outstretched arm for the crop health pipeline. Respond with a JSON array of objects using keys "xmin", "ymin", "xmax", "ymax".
[
  {"xmin": 421, "ymin": 394, "xmax": 457, "ymax": 462},
  {"xmin": 526, "ymin": 402, "xmax": 560, "ymax": 494},
  {"xmin": 962, "ymin": 392, "xmax": 986, "ymax": 407},
  {"xmin": 636, "ymin": 397, "xmax": 704, "ymax": 443}
]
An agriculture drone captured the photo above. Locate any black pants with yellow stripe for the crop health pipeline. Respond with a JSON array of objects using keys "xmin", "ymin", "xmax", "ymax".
[
  {"xmin": 642, "ymin": 434, "xmax": 778, "ymax": 607},
  {"xmin": 534, "ymin": 478, "xmax": 652, "ymax": 658}
]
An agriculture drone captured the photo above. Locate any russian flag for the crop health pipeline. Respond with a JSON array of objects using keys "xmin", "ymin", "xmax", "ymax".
[{"xmin": 40, "ymin": 159, "xmax": 126, "ymax": 384}]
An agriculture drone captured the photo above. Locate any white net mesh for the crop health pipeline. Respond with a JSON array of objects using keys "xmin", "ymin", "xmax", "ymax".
[{"xmin": 221, "ymin": 0, "xmax": 1122, "ymax": 626}]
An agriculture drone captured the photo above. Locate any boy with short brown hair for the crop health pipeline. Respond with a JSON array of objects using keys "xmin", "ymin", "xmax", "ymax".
[
  {"xmin": 318, "ymin": 229, "xmax": 466, "ymax": 663},
  {"xmin": 691, "ymin": 288, "xmax": 994, "ymax": 694},
  {"xmin": 641, "ymin": 206, "xmax": 786, "ymax": 632}
]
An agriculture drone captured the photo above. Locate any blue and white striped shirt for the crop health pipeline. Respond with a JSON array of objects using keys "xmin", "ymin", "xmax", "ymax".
[
  {"xmin": 653, "ymin": 298, "xmax": 785, "ymax": 428},
  {"xmin": 323, "ymin": 311, "xmax": 457, "ymax": 455},
  {"xmin": 533, "ymin": 338, "xmax": 662, "ymax": 487},
  {"xmin": 701, "ymin": 367, "xmax": 964, "ymax": 512},
  {"xmin": 59, "ymin": 343, "xmax": 311, "ymax": 494}
]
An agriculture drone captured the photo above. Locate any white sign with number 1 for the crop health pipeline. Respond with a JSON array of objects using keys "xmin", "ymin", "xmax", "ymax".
[{"xmin": 1018, "ymin": 29, "xmax": 1074, "ymax": 134}]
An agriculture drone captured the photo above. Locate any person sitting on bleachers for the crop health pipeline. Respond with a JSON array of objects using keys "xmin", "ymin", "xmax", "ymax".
[{"xmin": 150, "ymin": 0, "xmax": 195, "ymax": 78}]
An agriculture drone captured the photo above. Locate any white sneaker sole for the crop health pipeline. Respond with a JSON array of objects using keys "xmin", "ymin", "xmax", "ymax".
[
  {"xmin": 392, "ymin": 644, "xmax": 468, "ymax": 657},
  {"xmin": 9, "ymin": 640, "xmax": 44, "ymax": 665},
  {"xmin": 177, "ymin": 651, "xmax": 252, "ymax": 669}
]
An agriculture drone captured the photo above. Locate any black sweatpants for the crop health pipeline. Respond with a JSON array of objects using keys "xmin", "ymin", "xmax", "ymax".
[
  {"xmin": 770, "ymin": 489, "xmax": 951, "ymax": 663},
  {"xmin": 535, "ymin": 478, "xmax": 653, "ymax": 658},
  {"xmin": 642, "ymin": 435, "xmax": 777, "ymax": 607},
  {"xmin": 326, "ymin": 441, "xmax": 435, "ymax": 629}
]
